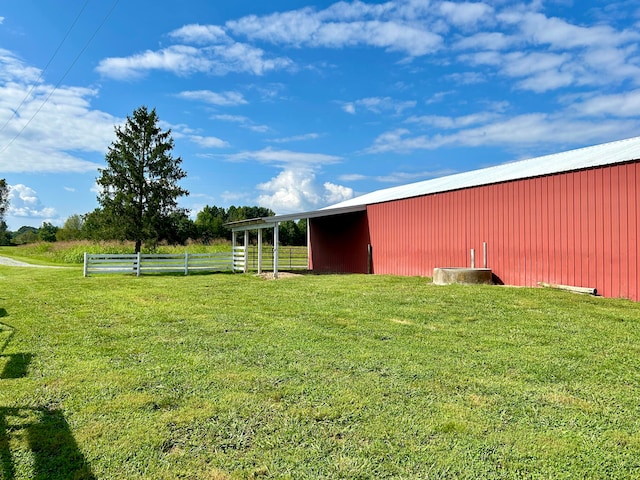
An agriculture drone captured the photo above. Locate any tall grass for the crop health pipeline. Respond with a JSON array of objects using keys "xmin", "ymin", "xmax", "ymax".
[{"xmin": 0, "ymin": 240, "xmax": 232, "ymax": 264}]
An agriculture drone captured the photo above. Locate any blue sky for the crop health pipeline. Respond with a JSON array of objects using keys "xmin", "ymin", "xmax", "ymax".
[{"xmin": 1, "ymin": 0, "xmax": 639, "ymax": 230}]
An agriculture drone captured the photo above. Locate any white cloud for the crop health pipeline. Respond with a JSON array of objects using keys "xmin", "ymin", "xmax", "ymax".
[
  {"xmin": 96, "ymin": 45, "xmax": 208, "ymax": 80},
  {"xmin": 270, "ymin": 133, "xmax": 320, "ymax": 143},
  {"xmin": 216, "ymin": 146, "xmax": 350, "ymax": 213},
  {"xmin": 96, "ymin": 43, "xmax": 292, "ymax": 80},
  {"xmin": 169, "ymin": 24, "xmax": 229, "ymax": 44},
  {"xmin": 454, "ymin": 32, "xmax": 514, "ymax": 50},
  {"xmin": 7, "ymin": 184, "xmax": 57, "ymax": 220},
  {"xmin": 212, "ymin": 114, "xmax": 250, "ymax": 123},
  {"xmin": 211, "ymin": 114, "xmax": 269, "ymax": 132},
  {"xmin": 341, "ymin": 96, "xmax": 416, "ymax": 115},
  {"xmin": 225, "ymin": 147, "xmax": 341, "ymax": 167},
  {"xmin": 571, "ymin": 89, "xmax": 640, "ymax": 117},
  {"xmin": 406, "ymin": 112, "xmax": 499, "ymax": 129},
  {"xmin": 340, "ymin": 170, "xmax": 457, "ymax": 183},
  {"xmin": 504, "ymin": 11, "xmax": 640, "ymax": 49},
  {"xmin": 256, "ymin": 169, "xmax": 353, "ymax": 213},
  {"xmin": 189, "ymin": 135, "xmax": 230, "ymax": 148},
  {"xmin": 338, "ymin": 173, "xmax": 368, "ymax": 182},
  {"xmin": 367, "ymin": 114, "xmax": 640, "ymax": 153},
  {"xmin": 342, "ymin": 103, "xmax": 356, "ymax": 114},
  {"xmin": 94, "ymin": 2, "xmax": 640, "ymax": 94},
  {"xmin": 439, "ymin": 2, "xmax": 494, "ymax": 27},
  {"xmin": 0, "ymin": 53, "xmax": 117, "ymax": 173},
  {"xmin": 163, "ymin": 122, "xmax": 231, "ymax": 149},
  {"xmin": 178, "ymin": 89, "xmax": 247, "ymax": 106},
  {"xmin": 323, "ymin": 182, "xmax": 354, "ymax": 204},
  {"xmin": 227, "ymin": 5, "xmax": 443, "ymax": 57}
]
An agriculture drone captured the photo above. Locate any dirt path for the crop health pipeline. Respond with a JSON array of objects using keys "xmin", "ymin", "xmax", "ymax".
[{"xmin": 0, "ymin": 256, "xmax": 63, "ymax": 268}]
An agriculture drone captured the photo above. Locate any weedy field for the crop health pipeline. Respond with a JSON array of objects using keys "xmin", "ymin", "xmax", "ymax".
[{"xmin": 1, "ymin": 255, "xmax": 639, "ymax": 479}]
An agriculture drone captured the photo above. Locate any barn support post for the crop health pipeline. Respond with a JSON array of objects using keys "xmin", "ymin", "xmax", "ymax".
[
  {"xmin": 257, "ymin": 228, "xmax": 263, "ymax": 274},
  {"xmin": 306, "ymin": 218, "xmax": 311, "ymax": 269},
  {"xmin": 470, "ymin": 248, "xmax": 475, "ymax": 269},
  {"xmin": 231, "ymin": 230, "xmax": 237, "ymax": 273},
  {"xmin": 243, "ymin": 230, "xmax": 249, "ymax": 273},
  {"xmin": 273, "ymin": 222, "xmax": 279, "ymax": 279}
]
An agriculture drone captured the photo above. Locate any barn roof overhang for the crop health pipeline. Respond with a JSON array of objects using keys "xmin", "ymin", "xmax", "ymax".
[{"xmin": 225, "ymin": 204, "xmax": 367, "ymax": 231}]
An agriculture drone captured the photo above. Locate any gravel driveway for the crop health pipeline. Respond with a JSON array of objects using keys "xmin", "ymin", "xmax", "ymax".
[{"xmin": 0, "ymin": 256, "xmax": 62, "ymax": 268}]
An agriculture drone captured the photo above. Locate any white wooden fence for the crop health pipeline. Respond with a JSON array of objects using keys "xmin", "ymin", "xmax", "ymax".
[{"xmin": 84, "ymin": 248, "xmax": 246, "ymax": 276}]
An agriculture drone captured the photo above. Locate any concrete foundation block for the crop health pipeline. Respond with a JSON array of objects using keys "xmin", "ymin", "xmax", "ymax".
[{"xmin": 433, "ymin": 268, "xmax": 493, "ymax": 286}]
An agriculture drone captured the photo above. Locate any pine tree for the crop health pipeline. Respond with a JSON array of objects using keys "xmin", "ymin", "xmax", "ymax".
[{"xmin": 96, "ymin": 106, "xmax": 188, "ymax": 252}]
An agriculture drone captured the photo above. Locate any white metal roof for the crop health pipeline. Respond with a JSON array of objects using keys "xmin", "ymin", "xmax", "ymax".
[{"xmin": 323, "ymin": 135, "xmax": 640, "ymax": 211}]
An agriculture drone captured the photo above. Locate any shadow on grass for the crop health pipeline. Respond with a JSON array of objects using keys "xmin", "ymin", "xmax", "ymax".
[
  {"xmin": 0, "ymin": 320, "xmax": 15, "ymax": 360},
  {"xmin": 0, "ymin": 318, "xmax": 26, "ymax": 379},
  {"xmin": 0, "ymin": 315, "xmax": 92, "ymax": 478},
  {"xmin": 1, "ymin": 353, "xmax": 32, "ymax": 379},
  {"xmin": 0, "ymin": 407, "xmax": 96, "ymax": 480}
]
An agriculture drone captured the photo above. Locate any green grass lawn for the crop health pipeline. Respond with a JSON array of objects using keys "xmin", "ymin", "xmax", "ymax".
[{"xmin": 1, "ymin": 265, "xmax": 640, "ymax": 479}]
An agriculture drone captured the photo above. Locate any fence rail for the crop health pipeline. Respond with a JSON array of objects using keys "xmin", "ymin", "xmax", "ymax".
[
  {"xmin": 84, "ymin": 251, "xmax": 239, "ymax": 276},
  {"xmin": 246, "ymin": 246, "xmax": 308, "ymax": 270},
  {"xmin": 83, "ymin": 245, "xmax": 307, "ymax": 276}
]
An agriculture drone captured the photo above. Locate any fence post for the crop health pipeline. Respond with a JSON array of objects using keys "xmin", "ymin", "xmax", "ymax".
[
  {"xmin": 83, "ymin": 252, "xmax": 88, "ymax": 277},
  {"xmin": 243, "ymin": 230, "xmax": 249, "ymax": 273},
  {"xmin": 257, "ymin": 228, "xmax": 263, "ymax": 274},
  {"xmin": 273, "ymin": 222, "xmax": 279, "ymax": 279},
  {"xmin": 185, "ymin": 252, "xmax": 189, "ymax": 276},
  {"xmin": 136, "ymin": 252, "xmax": 141, "ymax": 277}
]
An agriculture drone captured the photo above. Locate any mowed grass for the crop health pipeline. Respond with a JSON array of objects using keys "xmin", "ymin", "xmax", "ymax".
[{"xmin": 1, "ymin": 265, "xmax": 640, "ymax": 479}]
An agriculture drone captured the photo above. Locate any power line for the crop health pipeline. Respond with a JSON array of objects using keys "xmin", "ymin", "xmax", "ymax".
[
  {"xmin": 0, "ymin": 0, "xmax": 91, "ymax": 135},
  {"xmin": 0, "ymin": 0, "xmax": 121, "ymax": 156}
]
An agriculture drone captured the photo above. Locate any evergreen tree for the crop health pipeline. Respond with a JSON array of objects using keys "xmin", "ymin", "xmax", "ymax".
[{"xmin": 96, "ymin": 106, "xmax": 188, "ymax": 252}]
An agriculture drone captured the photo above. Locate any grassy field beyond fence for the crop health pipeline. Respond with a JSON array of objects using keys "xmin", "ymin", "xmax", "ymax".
[{"xmin": 1, "ymin": 263, "xmax": 640, "ymax": 479}]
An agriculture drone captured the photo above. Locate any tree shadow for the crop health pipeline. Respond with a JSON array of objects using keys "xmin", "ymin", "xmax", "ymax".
[
  {"xmin": 1, "ymin": 353, "xmax": 32, "ymax": 379},
  {"xmin": 0, "ymin": 407, "xmax": 96, "ymax": 480},
  {"xmin": 0, "ymin": 318, "xmax": 27, "ymax": 379}
]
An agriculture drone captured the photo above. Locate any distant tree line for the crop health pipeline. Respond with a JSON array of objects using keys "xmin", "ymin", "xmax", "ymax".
[{"xmin": 3, "ymin": 207, "xmax": 307, "ymax": 247}]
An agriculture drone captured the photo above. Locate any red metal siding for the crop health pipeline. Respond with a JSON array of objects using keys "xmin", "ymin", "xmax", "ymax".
[
  {"xmin": 361, "ymin": 162, "xmax": 640, "ymax": 301},
  {"xmin": 309, "ymin": 211, "xmax": 370, "ymax": 273}
]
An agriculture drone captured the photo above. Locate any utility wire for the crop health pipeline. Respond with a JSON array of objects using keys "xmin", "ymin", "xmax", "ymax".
[
  {"xmin": 0, "ymin": 0, "xmax": 91, "ymax": 135},
  {"xmin": 0, "ymin": 0, "xmax": 121, "ymax": 156}
]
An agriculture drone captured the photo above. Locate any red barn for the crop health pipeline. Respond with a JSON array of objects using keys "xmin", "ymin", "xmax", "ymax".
[{"xmin": 232, "ymin": 136, "xmax": 640, "ymax": 301}]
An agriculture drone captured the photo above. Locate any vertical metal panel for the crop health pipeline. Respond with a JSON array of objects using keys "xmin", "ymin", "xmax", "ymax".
[
  {"xmin": 633, "ymin": 163, "xmax": 640, "ymax": 302},
  {"xmin": 579, "ymin": 170, "xmax": 589, "ymax": 288},
  {"xmin": 627, "ymin": 163, "xmax": 638, "ymax": 301},
  {"xmin": 358, "ymin": 162, "xmax": 640, "ymax": 301},
  {"xmin": 613, "ymin": 166, "xmax": 625, "ymax": 298}
]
